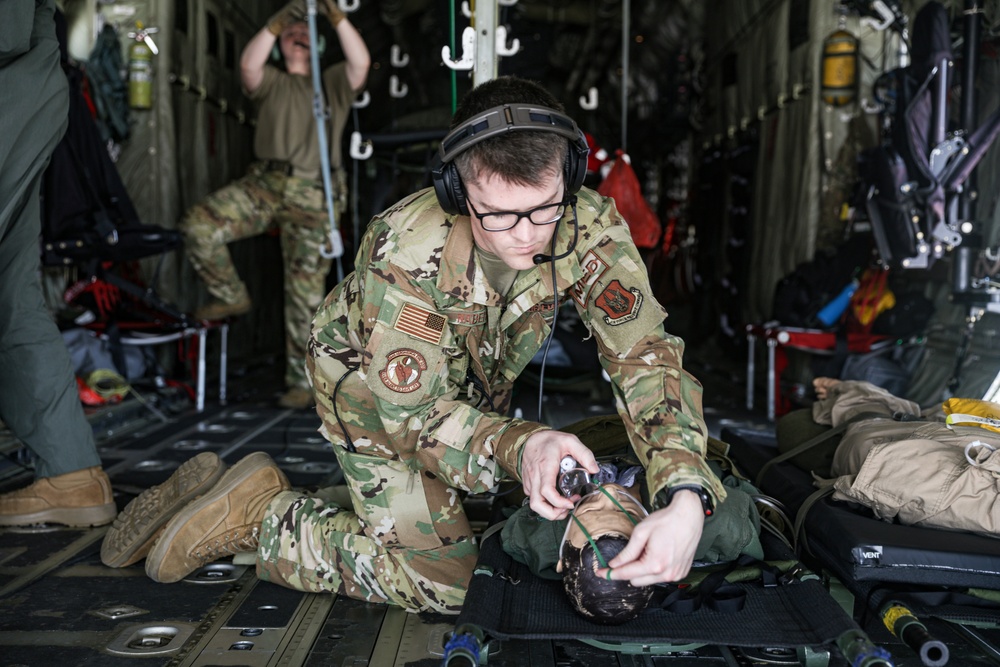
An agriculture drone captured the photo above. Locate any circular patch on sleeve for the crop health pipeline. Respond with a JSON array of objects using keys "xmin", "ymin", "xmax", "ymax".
[{"xmin": 379, "ymin": 349, "xmax": 428, "ymax": 393}]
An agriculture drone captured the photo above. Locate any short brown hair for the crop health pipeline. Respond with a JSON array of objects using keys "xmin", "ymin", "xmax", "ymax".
[{"xmin": 451, "ymin": 76, "xmax": 568, "ymax": 189}]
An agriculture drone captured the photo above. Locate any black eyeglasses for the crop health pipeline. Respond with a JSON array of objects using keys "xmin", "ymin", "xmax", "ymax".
[{"xmin": 466, "ymin": 195, "xmax": 573, "ymax": 232}]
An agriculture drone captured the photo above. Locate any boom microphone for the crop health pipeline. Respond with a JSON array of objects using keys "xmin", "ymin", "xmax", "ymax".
[
  {"xmin": 532, "ymin": 243, "xmax": 575, "ymax": 265},
  {"xmin": 533, "ymin": 199, "xmax": 579, "ymax": 265}
]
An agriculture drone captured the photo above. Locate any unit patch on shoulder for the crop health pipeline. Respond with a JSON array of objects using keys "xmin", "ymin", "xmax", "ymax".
[
  {"xmin": 595, "ymin": 279, "xmax": 643, "ymax": 325},
  {"xmin": 394, "ymin": 303, "xmax": 446, "ymax": 344},
  {"xmin": 379, "ymin": 349, "xmax": 428, "ymax": 393},
  {"xmin": 571, "ymin": 251, "xmax": 608, "ymax": 307}
]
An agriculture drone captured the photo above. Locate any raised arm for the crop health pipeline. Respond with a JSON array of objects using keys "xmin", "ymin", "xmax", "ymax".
[
  {"xmin": 241, "ymin": 0, "xmax": 307, "ymax": 94},
  {"xmin": 321, "ymin": 0, "xmax": 370, "ymax": 91},
  {"xmin": 239, "ymin": 27, "xmax": 276, "ymax": 94}
]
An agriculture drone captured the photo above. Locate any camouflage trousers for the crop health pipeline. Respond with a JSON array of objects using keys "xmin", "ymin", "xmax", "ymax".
[
  {"xmin": 254, "ymin": 414, "xmax": 639, "ymax": 614},
  {"xmin": 180, "ymin": 161, "xmax": 345, "ymax": 388},
  {"xmin": 256, "ymin": 447, "xmax": 480, "ymax": 614}
]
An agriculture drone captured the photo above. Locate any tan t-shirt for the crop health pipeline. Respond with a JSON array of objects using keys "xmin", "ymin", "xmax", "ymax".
[
  {"xmin": 247, "ymin": 62, "xmax": 356, "ymax": 175},
  {"xmin": 476, "ymin": 247, "xmax": 519, "ymax": 299}
]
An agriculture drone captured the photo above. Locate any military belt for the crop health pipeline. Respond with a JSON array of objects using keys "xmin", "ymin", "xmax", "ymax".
[
  {"xmin": 262, "ymin": 160, "xmax": 321, "ymax": 181},
  {"xmin": 264, "ymin": 159, "xmax": 293, "ymax": 175}
]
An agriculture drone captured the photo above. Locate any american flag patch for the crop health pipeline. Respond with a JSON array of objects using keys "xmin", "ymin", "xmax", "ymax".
[{"xmin": 394, "ymin": 303, "xmax": 446, "ymax": 344}]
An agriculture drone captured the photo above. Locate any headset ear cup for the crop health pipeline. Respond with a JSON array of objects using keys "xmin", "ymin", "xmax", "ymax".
[
  {"xmin": 271, "ymin": 43, "xmax": 281, "ymax": 62},
  {"xmin": 432, "ymin": 159, "xmax": 468, "ymax": 215},
  {"xmin": 564, "ymin": 131, "xmax": 589, "ymax": 194},
  {"xmin": 447, "ymin": 163, "xmax": 469, "ymax": 216}
]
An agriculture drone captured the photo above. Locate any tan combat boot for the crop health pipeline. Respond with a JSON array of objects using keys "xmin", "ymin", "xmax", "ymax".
[
  {"xmin": 0, "ymin": 466, "xmax": 116, "ymax": 527},
  {"xmin": 277, "ymin": 386, "xmax": 314, "ymax": 409},
  {"xmin": 144, "ymin": 452, "xmax": 290, "ymax": 583},
  {"xmin": 101, "ymin": 452, "xmax": 228, "ymax": 568},
  {"xmin": 193, "ymin": 296, "xmax": 252, "ymax": 321}
]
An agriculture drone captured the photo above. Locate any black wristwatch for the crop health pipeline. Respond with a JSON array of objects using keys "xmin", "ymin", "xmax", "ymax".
[{"xmin": 664, "ymin": 485, "xmax": 714, "ymax": 517}]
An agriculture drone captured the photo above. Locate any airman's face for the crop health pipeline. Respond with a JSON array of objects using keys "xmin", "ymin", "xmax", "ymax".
[
  {"xmin": 464, "ymin": 172, "xmax": 565, "ymax": 271},
  {"xmin": 279, "ymin": 23, "xmax": 310, "ymax": 61}
]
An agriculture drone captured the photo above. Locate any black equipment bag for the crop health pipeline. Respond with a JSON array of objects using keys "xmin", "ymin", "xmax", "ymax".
[{"xmin": 41, "ymin": 62, "xmax": 179, "ymax": 268}]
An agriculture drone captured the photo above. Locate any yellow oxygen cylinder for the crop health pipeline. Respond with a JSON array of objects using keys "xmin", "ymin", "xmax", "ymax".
[
  {"xmin": 821, "ymin": 29, "xmax": 858, "ymax": 106},
  {"xmin": 128, "ymin": 21, "xmax": 155, "ymax": 109}
]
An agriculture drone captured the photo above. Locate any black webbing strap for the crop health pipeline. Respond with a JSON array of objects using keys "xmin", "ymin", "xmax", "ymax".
[
  {"xmin": 755, "ymin": 411, "xmax": 885, "ymax": 488},
  {"xmin": 792, "ymin": 485, "xmax": 837, "ymax": 556},
  {"xmin": 657, "ymin": 554, "xmax": 791, "ymax": 614}
]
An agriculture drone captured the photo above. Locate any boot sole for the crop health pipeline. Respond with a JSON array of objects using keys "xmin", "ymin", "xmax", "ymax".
[
  {"xmin": 0, "ymin": 503, "xmax": 117, "ymax": 528},
  {"xmin": 193, "ymin": 301, "xmax": 252, "ymax": 321},
  {"xmin": 278, "ymin": 392, "xmax": 314, "ymax": 409},
  {"xmin": 145, "ymin": 452, "xmax": 278, "ymax": 583},
  {"xmin": 101, "ymin": 452, "xmax": 227, "ymax": 568}
]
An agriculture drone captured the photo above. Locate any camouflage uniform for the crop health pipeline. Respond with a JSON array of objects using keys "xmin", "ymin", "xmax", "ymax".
[
  {"xmin": 256, "ymin": 186, "xmax": 727, "ymax": 613},
  {"xmin": 181, "ymin": 163, "xmax": 345, "ymax": 388},
  {"xmin": 181, "ymin": 63, "xmax": 354, "ymax": 389}
]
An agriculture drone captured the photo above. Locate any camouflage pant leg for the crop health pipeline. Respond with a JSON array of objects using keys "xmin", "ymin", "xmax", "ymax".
[
  {"xmin": 274, "ymin": 173, "xmax": 341, "ymax": 388},
  {"xmin": 256, "ymin": 447, "xmax": 478, "ymax": 614},
  {"xmin": 179, "ymin": 163, "xmax": 284, "ymax": 303}
]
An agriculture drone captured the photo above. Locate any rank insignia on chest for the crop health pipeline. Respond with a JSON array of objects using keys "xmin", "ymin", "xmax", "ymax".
[
  {"xmin": 595, "ymin": 280, "xmax": 643, "ymax": 325},
  {"xmin": 394, "ymin": 303, "xmax": 446, "ymax": 344},
  {"xmin": 379, "ymin": 349, "xmax": 427, "ymax": 393}
]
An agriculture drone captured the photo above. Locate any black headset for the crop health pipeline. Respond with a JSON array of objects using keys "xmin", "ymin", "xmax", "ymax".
[{"xmin": 431, "ymin": 103, "xmax": 590, "ymax": 216}]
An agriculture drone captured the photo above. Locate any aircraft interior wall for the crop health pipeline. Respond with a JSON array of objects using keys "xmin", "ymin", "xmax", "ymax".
[
  {"xmin": 692, "ymin": 0, "xmax": 1000, "ymax": 405},
  {"xmin": 53, "ymin": 0, "xmax": 1000, "ymax": 403}
]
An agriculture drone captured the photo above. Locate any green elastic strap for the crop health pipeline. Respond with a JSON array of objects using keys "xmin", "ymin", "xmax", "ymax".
[
  {"xmin": 598, "ymin": 486, "xmax": 640, "ymax": 526},
  {"xmin": 567, "ymin": 487, "xmax": 640, "ymax": 569},
  {"xmin": 570, "ymin": 514, "xmax": 609, "ymax": 568}
]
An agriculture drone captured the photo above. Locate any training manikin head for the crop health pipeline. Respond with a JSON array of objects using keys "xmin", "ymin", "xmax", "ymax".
[{"xmin": 556, "ymin": 482, "xmax": 655, "ymax": 624}]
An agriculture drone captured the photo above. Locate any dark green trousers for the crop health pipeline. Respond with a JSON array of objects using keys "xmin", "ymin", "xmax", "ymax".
[{"xmin": 0, "ymin": 0, "xmax": 100, "ymax": 478}]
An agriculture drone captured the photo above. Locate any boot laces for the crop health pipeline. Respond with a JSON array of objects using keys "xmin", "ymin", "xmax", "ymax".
[{"xmin": 195, "ymin": 526, "xmax": 260, "ymax": 563}]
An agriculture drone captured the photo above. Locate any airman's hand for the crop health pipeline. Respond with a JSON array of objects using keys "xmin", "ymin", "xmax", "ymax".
[
  {"xmin": 519, "ymin": 430, "xmax": 598, "ymax": 520},
  {"xmin": 599, "ymin": 489, "xmax": 705, "ymax": 585}
]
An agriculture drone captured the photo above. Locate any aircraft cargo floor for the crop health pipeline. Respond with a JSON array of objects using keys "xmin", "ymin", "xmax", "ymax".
[{"xmin": 1, "ymin": 347, "xmax": 999, "ymax": 666}]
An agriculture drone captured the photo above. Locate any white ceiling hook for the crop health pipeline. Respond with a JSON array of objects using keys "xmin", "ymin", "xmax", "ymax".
[
  {"xmin": 495, "ymin": 25, "xmax": 519, "ymax": 57},
  {"xmin": 319, "ymin": 229, "xmax": 344, "ymax": 259},
  {"xmin": 461, "ymin": 1, "xmax": 471, "ymax": 18},
  {"xmin": 337, "ymin": 0, "xmax": 359, "ymax": 12},
  {"xmin": 350, "ymin": 131, "xmax": 373, "ymax": 160},
  {"xmin": 390, "ymin": 44, "xmax": 409, "ymax": 68},
  {"xmin": 389, "ymin": 74, "xmax": 408, "ymax": 98},
  {"xmin": 351, "ymin": 90, "xmax": 370, "ymax": 108},
  {"xmin": 860, "ymin": 0, "xmax": 895, "ymax": 31},
  {"xmin": 579, "ymin": 87, "xmax": 598, "ymax": 110},
  {"xmin": 442, "ymin": 25, "xmax": 475, "ymax": 70}
]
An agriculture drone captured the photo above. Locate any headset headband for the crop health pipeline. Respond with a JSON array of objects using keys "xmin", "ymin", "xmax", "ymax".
[{"xmin": 437, "ymin": 103, "xmax": 583, "ymax": 163}]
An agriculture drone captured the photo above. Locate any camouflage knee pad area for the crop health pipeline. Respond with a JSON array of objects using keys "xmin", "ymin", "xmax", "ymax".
[{"xmin": 257, "ymin": 485, "xmax": 478, "ymax": 614}]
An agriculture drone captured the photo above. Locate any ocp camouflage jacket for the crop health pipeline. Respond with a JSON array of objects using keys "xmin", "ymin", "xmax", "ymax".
[{"xmin": 308, "ymin": 186, "xmax": 726, "ymax": 509}]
